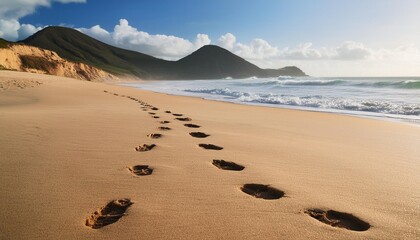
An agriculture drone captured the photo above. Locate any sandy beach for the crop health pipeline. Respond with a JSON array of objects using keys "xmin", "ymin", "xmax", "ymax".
[{"xmin": 0, "ymin": 71, "xmax": 419, "ymax": 239}]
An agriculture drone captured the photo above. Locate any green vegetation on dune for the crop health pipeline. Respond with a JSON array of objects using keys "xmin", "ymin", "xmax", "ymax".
[
  {"xmin": 0, "ymin": 38, "xmax": 10, "ymax": 48},
  {"xmin": 21, "ymin": 26, "xmax": 307, "ymax": 79}
]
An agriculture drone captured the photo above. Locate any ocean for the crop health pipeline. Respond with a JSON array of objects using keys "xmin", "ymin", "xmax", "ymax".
[{"xmin": 122, "ymin": 76, "xmax": 420, "ymax": 124}]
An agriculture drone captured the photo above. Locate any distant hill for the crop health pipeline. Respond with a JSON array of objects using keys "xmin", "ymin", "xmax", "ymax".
[{"xmin": 21, "ymin": 26, "xmax": 307, "ymax": 80}]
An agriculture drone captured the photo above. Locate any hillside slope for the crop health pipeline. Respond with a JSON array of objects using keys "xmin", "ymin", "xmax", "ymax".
[{"xmin": 0, "ymin": 40, "xmax": 114, "ymax": 81}]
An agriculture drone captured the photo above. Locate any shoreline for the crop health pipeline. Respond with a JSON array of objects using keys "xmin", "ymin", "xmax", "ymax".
[
  {"xmin": 1, "ymin": 71, "xmax": 419, "ymax": 239},
  {"xmin": 118, "ymin": 82, "xmax": 420, "ymax": 128}
]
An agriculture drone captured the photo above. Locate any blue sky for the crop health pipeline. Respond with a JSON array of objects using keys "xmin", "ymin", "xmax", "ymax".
[{"xmin": 1, "ymin": 0, "xmax": 420, "ymax": 76}]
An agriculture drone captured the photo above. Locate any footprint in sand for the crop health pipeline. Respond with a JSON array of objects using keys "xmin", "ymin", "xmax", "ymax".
[
  {"xmin": 152, "ymin": 116, "xmax": 160, "ymax": 119},
  {"xmin": 147, "ymin": 133, "xmax": 162, "ymax": 139},
  {"xmin": 172, "ymin": 113, "xmax": 183, "ymax": 116},
  {"xmin": 175, "ymin": 117, "xmax": 192, "ymax": 121},
  {"xmin": 304, "ymin": 209, "xmax": 370, "ymax": 231},
  {"xmin": 241, "ymin": 184, "xmax": 284, "ymax": 200},
  {"xmin": 128, "ymin": 165, "xmax": 153, "ymax": 176},
  {"xmin": 151, "ymin": 107, "xmax": 159, "ymax": 110},
  {"xmin": 148, "ymin": 112, "xmax": 156, "ymax": 115},
  {"xmin": 85, "ymin": 199, "xmax": 133, "ymax": 229},
  {"xmin": 184, "ymin": 124, "xmax": 200, "ymax": 128},
  {"xmin": 198, "ymin": 144, "xmax": 223, "ymax": 150},
  {"xmin": 135, "ymin": 144, "xmax": 156, "ymax": 152},
  {"xmin": 212, "ymin": 160, "xmax": 244, "ymax": 171},
  {"xmin": 189, "ymin": 132, "xmax": 210, "ymax": 138},
  {"xmin": 160, "ymin": 120, "xmax": 170, "ymax": 124},
  {"xmin": 158, "ymin": 126, "xmax": 171, "ymax": 131},
  {"xmin": 165, "ymin": 111, "xmax": 172, "ymax": 113}
]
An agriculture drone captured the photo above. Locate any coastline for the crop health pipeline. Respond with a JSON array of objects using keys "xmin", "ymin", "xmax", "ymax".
[
  {"xmin": 1, "ymin": 71, "xmax": 419, "ymax": 239},
  {"xmin": 120, "ymin": 82, "xmax": 420, "ymax": 127}
]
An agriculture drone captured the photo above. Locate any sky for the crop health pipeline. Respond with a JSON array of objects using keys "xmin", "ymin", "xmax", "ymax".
[{"xmin": 0, "ymin": 0, "xmax": 420, "ymax": 77}]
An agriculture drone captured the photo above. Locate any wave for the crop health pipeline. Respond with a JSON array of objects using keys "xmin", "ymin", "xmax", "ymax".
[
  {"xmin": 277, "ymin": 79, "xmax": 346, "ymax": 86},
  {"xmin": 184, "ymin": 88, "xmax": 420, "ymax": 116},
  {"xmin": 233, "ymin": 78, "xmax": 420, "ymax": 89},
  {"xmin": 371, "ymin": 80, "xmax": 420, "ymax": 89}
]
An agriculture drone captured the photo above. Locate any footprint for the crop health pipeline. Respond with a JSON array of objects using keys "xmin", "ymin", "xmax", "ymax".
[
  {"xmin": 304, "ymin": 209, "xmax": 370, "ymax": 231},
  {"xmin": 241, "ymin": 184, "xmax": 284, "ymax": 200},
  {"xmin": 85, "ymin": 199, "xmax": 133, "ymax": 229},
  {"xmin": 135, "ymin": 144, "xmax": 156, "ymax": 152},
  {"xmin": 173, "ymin": 113, "xmax": 183, "ymax": 116},
  {"xmin": 189, "ymin": 132, "xmax": 210, "ymax": 138},
  {"xmin": 147, "ymin": 133, "xmax": 162, "ymax": 139},
  {"xmin": 165, "ymin": 111, "xmax": 172, "ymax": 113},
  {"xmin": 148, "ymin": 112, "xmax": 156, "ymax": 115},
  {"xmin": 128, "ymin": 165, "xmax": 153, "ymax": 176},
  {"xmin": 151, "ymin": 107, "xmax": 159, "ymax": 110},
  {"xmin": 184, "ymin": 124, "xmax": 200, "ymax": 128},
  {"xmin": 198, "ymin": 144, "xmax": 223, "ymax": 150},
  {"xmin": 160, "ymin": 121, "xmax": 170, "ymax": 124},
  {"xmin": 212, "ymin": 160, "xmax": 244, "ymax": 171},
  {"xmin": 158, "ymin": 126, "xmax": 171, "ymax": 131},
  {"xmin": 175, "ymin": 117, "xmax": 192, "ymax": 121},
  {"xmin": 152, "ymin": 116, "xmax": 160, "ymax": 119}
]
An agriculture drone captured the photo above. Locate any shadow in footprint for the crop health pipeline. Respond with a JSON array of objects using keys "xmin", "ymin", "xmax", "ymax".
[
  {"xmin": 148, "ymin": 112, "xmax": 156, "ymax": 115},
  {"xmin": 189, "ymin": 132, "xmax": 210, "ymax": 138},
  {"xmin": 85, "ymin": 199, "xmax": 133, "ymax": 229},
  {"xmin": 153, "ymin": 116, "xmax": 160, "ymax": 119},
  {"xmin": 135, "ymin": 144, "xmax": 156, "ymax": 152},
  {"xmin": 158, "ymin": 127, "xmax": 171, "ymax": 131},
  {"xmin": 128, "ymin": 165, "xmax": 153, "ymax": 176},
  {"xmin": 160, "ymin": 120, "xmax": 170, "ymax": 124},
  {"xmin": 147, "ymin": 133, "xmax": 162, "ymax": 139},
  {"xmin": 198, "ymin": 144, "xmax": 223, "ymax": 150},
  {"xmin": 213, "ymin": 160, "xmax": 244, "ymax": 171},
  {"xmin": 241, "ymin": 184, "xmax": 284, "ymax": 200},
  {"xmin": 305, "ymin": 209, "xmax": 370, "ymax": 231},
  {"xmin": 184, "ymin": 124, "xmax": 200, "ymax": 128},
  {"xmin": 173, "ymin": 113, "xmax": 183, "ymax": 116},
  {"xmin": 151, "ymin": 107, "xmax": 159, "ymax": 110},
  {"xmin": 175, "ymin": 117, "xmax": 192, "ymax": 121},
  {"xmin": 165, "ymin": 111, "xmax": 172, "ymax": 113}
]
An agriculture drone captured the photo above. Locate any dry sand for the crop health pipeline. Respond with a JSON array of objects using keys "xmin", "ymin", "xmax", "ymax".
[{"xmin": 0, "ymin": 71, "xmax": 419, "ymax": 239}]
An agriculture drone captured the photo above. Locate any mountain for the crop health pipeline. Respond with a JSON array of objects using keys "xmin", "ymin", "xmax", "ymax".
[{"xmin": 21, "ymin": 26, "xmax": 307, "ymax": 80}]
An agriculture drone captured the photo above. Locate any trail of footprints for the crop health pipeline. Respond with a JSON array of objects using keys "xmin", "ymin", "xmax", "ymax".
[{"xmin": 88, "ymin": 90, "xmax": 371, "ymax": 232}]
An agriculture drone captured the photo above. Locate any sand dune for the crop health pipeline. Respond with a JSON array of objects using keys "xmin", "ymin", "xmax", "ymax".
[{"xmin": 0, "ymin": 71, "xmax": 419, "ymax": 239}]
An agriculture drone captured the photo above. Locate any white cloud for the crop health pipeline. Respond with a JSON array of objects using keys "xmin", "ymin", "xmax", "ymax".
[
  {"xmin": 334, "ymin": 41, "xmax": 372, "ymax": 60},
  {"xmin": 0, "ymin": 0, "xmax": 85, "ymax": 41},
  {"xmin": 218, "ymin": 33, "xmax": 278, "ymax": 60},
  {"xmin": 218, "ymin": 33, "xmax": 236, "ymax": 49},
  {"xmin": 78, "ymin": 24, "xmax": 111, "ymax": 42},
  {"xmin": 79, "ymin": 19, "xmax": 211, "ymax": 59},
  {"xmin": 279, "ymin": 42, "xmax": 324, "ymax": 60},
  {"xmin": 277, "ymin": 41, "xmax": 372, "ymax": 60},
  {"xmin": 194, "ymin": 33, "xmax": 211, "ymax": 48},
  {"xmin": 0, "ymin": 0, "xmax": 85, "ymax": 20},
  {"xmin": 0, "ymin": 19, "xmax": 42, "ymax": 40}
]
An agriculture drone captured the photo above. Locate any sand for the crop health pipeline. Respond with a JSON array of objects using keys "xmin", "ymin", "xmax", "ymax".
[{"xmin": 0, "ymin": 70, "xmax": 419, "ymax": 239}]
